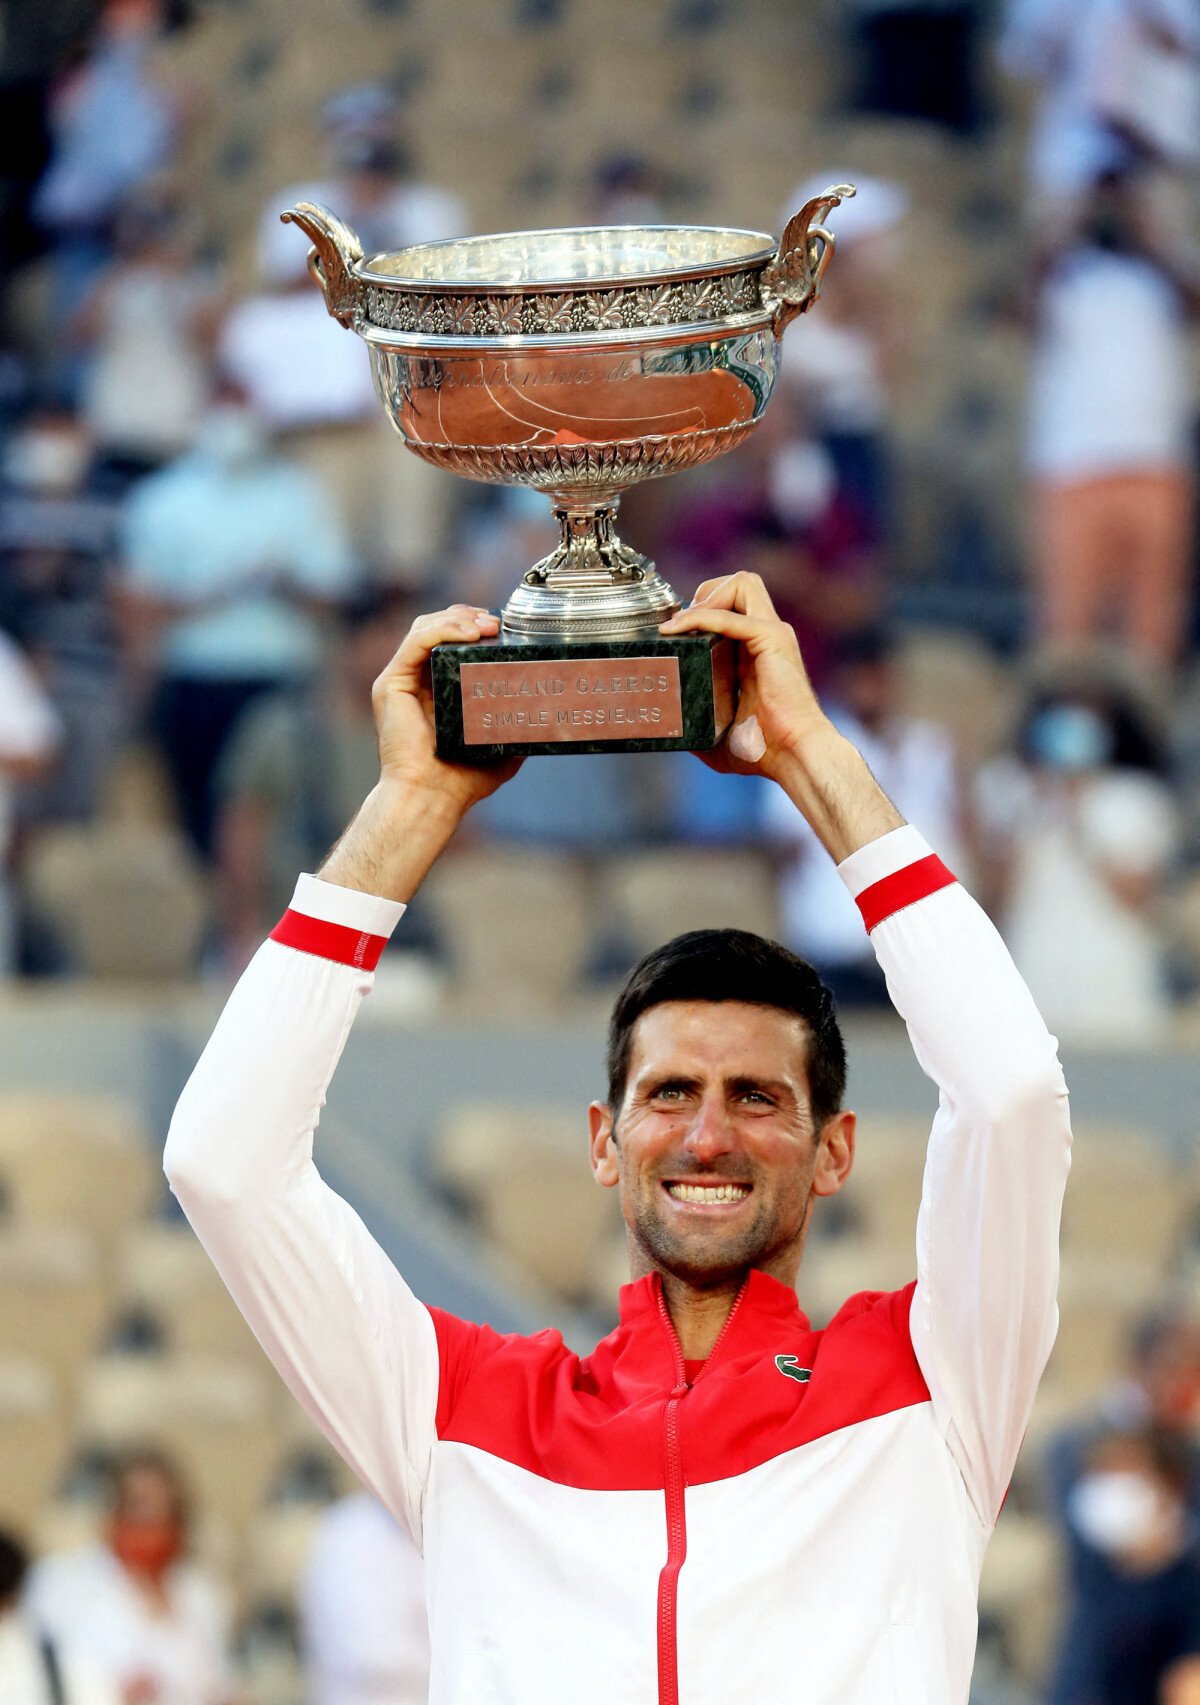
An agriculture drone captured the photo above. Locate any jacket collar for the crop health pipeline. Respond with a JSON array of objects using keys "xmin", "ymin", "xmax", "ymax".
[{"xmin": 617, "ymin": 1267, "xmax": 811, "ymax": 1333}]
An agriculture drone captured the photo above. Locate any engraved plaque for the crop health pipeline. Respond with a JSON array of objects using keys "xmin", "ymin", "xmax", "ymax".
[{"xmin": 460, "ymin": 656, "xmax": 684, "ymax": 746}]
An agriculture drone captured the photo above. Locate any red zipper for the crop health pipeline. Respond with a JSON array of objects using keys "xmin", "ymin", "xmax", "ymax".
[{"xmin": 654, "ymin": 1277, "xmax": 748, "ymax": 1705}]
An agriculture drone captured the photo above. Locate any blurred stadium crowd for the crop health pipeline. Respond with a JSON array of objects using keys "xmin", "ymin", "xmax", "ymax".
[{"xmin": 0, "ymin": 0, "xmax": 1199, "ymax": 1700}]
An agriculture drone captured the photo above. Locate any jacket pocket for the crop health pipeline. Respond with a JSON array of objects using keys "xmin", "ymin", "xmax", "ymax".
[{"xmin": 888, "ymin": 1623, "xmax": 929, "ymax": 1705}]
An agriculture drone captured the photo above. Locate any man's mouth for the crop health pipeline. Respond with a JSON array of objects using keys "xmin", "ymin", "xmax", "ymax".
[{"xmin": 663, "ymin": 1182, "xmax": 752, "ymax": 1205}]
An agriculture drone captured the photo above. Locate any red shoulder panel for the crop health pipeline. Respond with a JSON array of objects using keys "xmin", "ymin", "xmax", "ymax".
[{"xmin": 428, "ymin": 1274, "xmax": 929, "ymax": 1491}]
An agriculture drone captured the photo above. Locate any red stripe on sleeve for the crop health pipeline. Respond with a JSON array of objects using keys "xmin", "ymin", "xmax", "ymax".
[
  {"xmin": 269, "ymin": 909, "xmax": 387, "ymax": 970},
  {"xmin": 855, "ymin": 853, "xmax": 956, "ymax": 932}
]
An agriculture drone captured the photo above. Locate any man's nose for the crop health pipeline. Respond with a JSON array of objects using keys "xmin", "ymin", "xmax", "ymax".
[{"xmin": 682, "ymin": 1097, "xmax": 736, "ymax": 1162}]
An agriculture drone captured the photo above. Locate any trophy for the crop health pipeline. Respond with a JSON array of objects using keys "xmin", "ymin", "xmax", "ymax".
[{"xmin": 282, "ymin": 184, "xmax": 854, "ymax": 760}]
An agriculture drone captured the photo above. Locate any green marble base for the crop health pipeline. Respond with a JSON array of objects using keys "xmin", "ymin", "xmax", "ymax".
[{"xmin": 432, "ymin": 628, "xmax": 736, "ymax": 761}]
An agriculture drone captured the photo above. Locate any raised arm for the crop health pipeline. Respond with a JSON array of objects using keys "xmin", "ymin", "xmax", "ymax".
[
  {"xmin": 164, "ymin": 605, "xmax": 518, "ymax": 1535},
  {"xmin": 664, "ymin": 576, "xmax": 1071, "ymax": 1526}
]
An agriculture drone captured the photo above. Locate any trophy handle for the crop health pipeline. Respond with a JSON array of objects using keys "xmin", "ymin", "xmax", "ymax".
[
  {"xmin": 279, "ymin": 201, "xmax": 366, "ymax": 329},
  {"xmin": 761, "ymin": 182, "xmax": 856, "ymax": 338}
]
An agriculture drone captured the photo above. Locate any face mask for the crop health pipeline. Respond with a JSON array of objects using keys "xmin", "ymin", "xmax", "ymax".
[
  {"xmin": 194, "ymin": 407, "xmax": 267, "ymax": 468},
  {"xmin": 109, "ymin": 1520, "xmax": 183, "ymax": 1578},
  {"xmin": 1069, "ymin": 1471, "xmax": 1169, "ymax": 1556},
  {"xmin": 5, "ymin": 430, "xmax": 90, "ymax": 494},
  {"xmin": 767, "ymin": 441, "xmax": 835, "ymax": 530},
  {"xmin": 1027, "ymin": 704, "xmax": 1113, "ymax": 773}
]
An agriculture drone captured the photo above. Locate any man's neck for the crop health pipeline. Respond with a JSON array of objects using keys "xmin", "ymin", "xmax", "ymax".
[{"xmin": 659, "ymin": 1273, "xmax": 745, "ymax": 1362}]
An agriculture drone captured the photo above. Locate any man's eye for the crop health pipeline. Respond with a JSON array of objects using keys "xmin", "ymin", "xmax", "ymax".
[
  {"xmin": 653, "ymin": 1086, "xmax": 687, "ymax": 1102},
  {"xmin": 740, "ymin": 1091, "xmax": 774, "ymax": 1106}
]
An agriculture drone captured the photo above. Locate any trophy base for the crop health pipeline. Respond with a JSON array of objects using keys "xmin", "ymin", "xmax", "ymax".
[{"xmin": 432, "ymin": 629, "xmax": 736, "ymax": 761}]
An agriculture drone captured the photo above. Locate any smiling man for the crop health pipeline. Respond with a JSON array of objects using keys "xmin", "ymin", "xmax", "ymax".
[{"xmin": 165, "ymin": 573, "xmax": 1072, "ymax": 1705}]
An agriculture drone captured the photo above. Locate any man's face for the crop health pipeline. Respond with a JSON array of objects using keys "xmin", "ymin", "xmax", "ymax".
[{"xmin": 589, "ymin": 1001, "xmax": 854, "ymax": 1290}]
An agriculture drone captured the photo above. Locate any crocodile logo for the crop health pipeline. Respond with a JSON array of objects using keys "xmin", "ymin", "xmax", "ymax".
[{"xmin": 775, "ymin": 1355, "xmax": 812, "ymax": 1384}]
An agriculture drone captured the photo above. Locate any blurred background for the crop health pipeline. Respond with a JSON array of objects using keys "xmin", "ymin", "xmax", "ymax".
[{"xmin": 0, "ymin": 0, "xmax": 1198, "ymax": 1700}]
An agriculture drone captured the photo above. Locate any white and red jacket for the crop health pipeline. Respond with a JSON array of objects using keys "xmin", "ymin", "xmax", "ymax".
[{"xmin": 164, "ymin": 825, "xmax": 1072, "ymax": 1705}]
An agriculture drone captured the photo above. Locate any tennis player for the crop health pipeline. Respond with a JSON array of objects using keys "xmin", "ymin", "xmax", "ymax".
[{"xmin": 165, "ymin": 572, "xmax": 1072, "ymax": 1705}]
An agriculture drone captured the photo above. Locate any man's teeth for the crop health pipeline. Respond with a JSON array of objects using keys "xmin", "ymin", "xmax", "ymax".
[{"xmin": 666, "ymin": 1183, "xmax": 750, "ymax": 1204}]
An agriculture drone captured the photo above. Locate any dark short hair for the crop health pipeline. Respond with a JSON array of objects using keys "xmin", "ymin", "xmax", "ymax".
[
  {"xmin": 0, "ymin": 1528, "xmax": 27, "ymax": 1606},
  {"xmin": 606, "ymin": 929, "xmax": 846, "ymax": 1130}
]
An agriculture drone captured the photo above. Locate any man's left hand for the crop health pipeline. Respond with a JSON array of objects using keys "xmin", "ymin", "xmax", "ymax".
[{"xmin": 659, "ymin": 572, "xmax": 830, "ymax": 782}]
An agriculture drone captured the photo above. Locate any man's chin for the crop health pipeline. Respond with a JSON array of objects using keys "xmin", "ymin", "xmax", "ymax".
[{"xmin": 636, "ymin": 1222, "xmax": 766, "ymax": 1290}]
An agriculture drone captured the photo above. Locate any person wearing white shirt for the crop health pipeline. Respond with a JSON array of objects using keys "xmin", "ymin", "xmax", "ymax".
[
  {"xmin": 24, "ymin": 1453, "xmax": 235, "ymax": 1705},
  {"xmin": 975, "ymin": 690, "xmax": 1178, "ymax": 1048},
  {"xmin": 221, "ymin": 88, "xmax": 468, "ymax": 581},
  {"xmin": 299, "ymin": 1494, "xmax": 429, "ymax": 1705},
  {"xmin": 1026, "ymin": 172, "xmax": 1198, "ymax": 667}
]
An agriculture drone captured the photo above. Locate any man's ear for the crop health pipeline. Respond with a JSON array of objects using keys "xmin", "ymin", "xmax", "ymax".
[
  {"xmin": 589, "ymin": 1101, "xmax": 619, "ymax": 1189},
  {"xmin": 811, "ymin": 1109, "xmax": 855, "ymax": 1199}
]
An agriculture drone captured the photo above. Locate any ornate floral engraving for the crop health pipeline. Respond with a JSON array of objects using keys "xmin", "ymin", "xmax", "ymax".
[
  {"xmin": 585, "ymin": 291, "xmax": 624, "ymax": 330},
  {"xmin": 446, "ymin": 298, "xmax": 476, "ymax": 335},
  {"xmin": 536, "ymin": 294, "xmax": 575, "ymax": 333},
  {"xmin": 366, "ymin": 268, "xmax": 765, "ymax": 339}
]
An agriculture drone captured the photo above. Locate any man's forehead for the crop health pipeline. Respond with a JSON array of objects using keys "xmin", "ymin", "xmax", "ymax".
[{"xmin": 628, "ymin": 999, "xmax": 812, "ymax": 1081}]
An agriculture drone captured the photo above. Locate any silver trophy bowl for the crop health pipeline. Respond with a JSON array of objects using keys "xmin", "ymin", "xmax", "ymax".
[{"xmin": 282, "ymin": 185, "xmax": 854, "ymax": 637}]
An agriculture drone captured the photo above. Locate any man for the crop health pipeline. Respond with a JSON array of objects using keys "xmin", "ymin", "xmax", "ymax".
[{"xmin": 165, "ymin": 574, "xmax": 1072, "ymax": 1704}]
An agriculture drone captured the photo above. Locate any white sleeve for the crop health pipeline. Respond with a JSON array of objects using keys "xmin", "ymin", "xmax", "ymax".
[
  {"xmin": 837, "ymin": 825, "xmax": 1071, "ymax": 1526},
  {"xmin": 162, "ymin": 874, "xmax": 438, "ymax": 1540}
]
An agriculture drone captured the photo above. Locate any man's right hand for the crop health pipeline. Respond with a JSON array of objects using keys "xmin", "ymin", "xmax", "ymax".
[
  {"xmin": 318, "ymin": 605, "xmax": 522, "ymax": 904},
  {"xmin": 372, "ymin": 604, "xmax": 520, "ymax": 814}
]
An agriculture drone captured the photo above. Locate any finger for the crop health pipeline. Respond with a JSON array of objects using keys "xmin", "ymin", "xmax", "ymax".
[
  {"xmin": 660, "ymin": 605, "xmax": 789, "ymax": 649},
  {"xmin": 695, "ymin": 571, "xmax": 778, "ymax": 618},
  {"xmin": 690, "ymin": 573, "xmax": 735, "ymax": 604},
  {"xmin": 379, "ymin": 608, "xmax": 500, "ymax": 693}
]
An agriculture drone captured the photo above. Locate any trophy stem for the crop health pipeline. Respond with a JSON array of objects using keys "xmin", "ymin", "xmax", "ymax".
[
  {"xmin": 528, "ymin": 498, "xmax": 640, "ymax": 589},
  {"xmin": 500, "ymin": 493, "xmax": 681, "ymax": 638}
]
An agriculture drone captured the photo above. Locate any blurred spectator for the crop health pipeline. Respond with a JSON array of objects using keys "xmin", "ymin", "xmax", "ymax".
[
  {"xmin": 1001, "ymin": 0, "xmax": 1200, "ymax": 222},
  {"xmin": 222, "ymin": 83, "xmax": 467, "ymax": 579},
  {"xmin": 33, "ymin": 0, "xmax": 186, "ymax": 394},
  {"xmin": 73, "ymin": 188, "xmax": 217, "ymax": 487},
  {"xmin": 668, "ymin": 403, "xmax": 881, "ymax": 695},
  {"xmin": 586, "ymin": 152, "xmax": 667, "ymax": 225},
  {"xmin": 0, "ymin": 626, "xmax": 62, "ymax": 971},
  {"xmin": 776, "ymin": 173, "xmax": 908, "ymax": 553},
  {"xmin": 115, "ymin": 386, "xmax": 355, "ymax": 857},
  {"xmin": 1046, "ymin": 1307, "xmax": 1200, "ymax": 1512},
  {"xmin": 298, "ymin": 1493, "xmax": 429, "ymax": 1705},
  {"xmin": 845, "ymin": 0, "xmax": 986, "ymax": 134},
  {"xmin": 1026, "ymin": 172, "xmax": 1199, "ymax": 669},
  {"xmin": 212, "ymin": 586, "xmax": 410, "ymax": 972},
  {"xmin": 0, "ymin": 1527, "xmax": 118, "ymax": 1705},
  {"xmin": 0, "ymin": 409, "xmax": 125, "ymax": 836},
  {"xmin": 763, "ymin": 627, "xmax": 966, "ymax": 1005},
  {"xmin": 973, "ymin": 665, "xmax": 1178, "ymax": 1045},
  {"xmin": 258, "ymin": 83, "xmax": 467, "ymax": 279},
  {"xmin": 25, "ymin": 1450, "xmax": 235, "ymax": 1705},
  {"xmin": 1047, "ymin": 1427, "xmax": 1200, "ymax": 1705}
]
